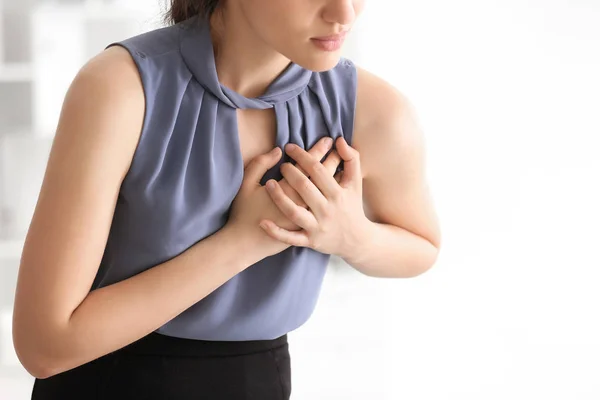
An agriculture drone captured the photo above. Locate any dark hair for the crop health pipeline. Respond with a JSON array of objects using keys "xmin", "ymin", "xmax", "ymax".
[{"xmin": 165, "ymin": 0, "xmax": 220, "ymax": 25}]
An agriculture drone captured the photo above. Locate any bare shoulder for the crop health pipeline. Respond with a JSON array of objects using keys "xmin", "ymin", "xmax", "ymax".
[
  {"xmin": 350, "ymin": 66, "xmax": 440, "ymax": 249},
  {"xmin": 74, "ymin": 45, "xmax": 142, "ymax": 97},
  {"xmin": 355, "ymin": 66, "xmax": 409, "ymax": 118},
  {"xmin": 53, "ymin": 45, "xmax": 146, "ymax": 177},
  {"xmin": 353, "ymin": 66, "xmax": 424, "ymax": 179},
  {"xmin": 69, "ymin": 45, "xmax": 145, "ymax": 132},
  {"xmin": 79, "ymin": 45, "xmax": 141, "ymax": 85}
]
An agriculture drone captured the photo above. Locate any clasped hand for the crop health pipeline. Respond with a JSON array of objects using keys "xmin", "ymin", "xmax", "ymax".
[{"xmin": 261, "ymin": 136, "xmax": 368, "ymax": 258}]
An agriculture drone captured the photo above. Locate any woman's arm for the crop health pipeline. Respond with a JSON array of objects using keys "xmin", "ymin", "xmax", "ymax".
[
  {"xmin": 344, "ymin": 67, "xmax": 442, "ymax": 277},
  {"xmin": 259, "ymin": 67, "xmax": 441, "ymax": 278},
  {"xmin": 12, "ymin": 47, "xmax": 264, "ymax": 379}
]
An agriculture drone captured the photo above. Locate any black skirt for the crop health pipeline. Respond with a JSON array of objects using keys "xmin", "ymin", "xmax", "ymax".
[{"xmin": 31, "ymin": 331, "xmax": 292, "ymax": 400}]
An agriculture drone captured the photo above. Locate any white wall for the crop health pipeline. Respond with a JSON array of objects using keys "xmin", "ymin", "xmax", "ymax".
[
  {"xmin": 1, "ymin": 1, "xmax": 599, "ymax": 399},
  {"xmin": 290, "ymin": 1, "xmax": 600, "ymax": 399}
]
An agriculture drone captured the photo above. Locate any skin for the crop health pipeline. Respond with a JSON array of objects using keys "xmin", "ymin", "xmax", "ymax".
[
  {"xmin": 214, "ymin": 0, "xmax": 441, "ymax": 274},
  {"xmin": 12, "ymin": 0, "xmax": 441, "ymax": 380},
  {"xmin": 263, "ymin": 73, "xmax": 442, "ymax": 277}
]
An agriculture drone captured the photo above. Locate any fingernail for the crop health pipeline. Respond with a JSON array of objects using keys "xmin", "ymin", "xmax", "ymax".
[
  {"xmin": 266, "ymin": 180, "xmax": 276, "ymax": 190},
  {"xmin": 285, "ymin": 143, "xmax": 295, "ymax": 152},
  {"xmin": 324, "ymin": 137, "xmax": 333, "ymax": 147}
]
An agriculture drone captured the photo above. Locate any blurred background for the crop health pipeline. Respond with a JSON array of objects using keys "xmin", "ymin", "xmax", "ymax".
[{"xmin": 1, "ymin": 0, "xmax": 599, "ymax": 399}]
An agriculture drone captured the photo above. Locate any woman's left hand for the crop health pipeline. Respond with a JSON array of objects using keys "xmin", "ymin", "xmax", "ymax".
[{"xmin": 260, "ymin": 136, "xmax": 369, "ymax": 258}]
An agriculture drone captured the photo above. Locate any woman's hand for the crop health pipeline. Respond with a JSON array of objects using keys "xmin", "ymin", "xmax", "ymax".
[
  {"xmin": 225, "ymin": 137, "xmax": 342, "ymax": 260},
  {"xmin": 261, "ymin": 136, "xmax": 370, "ymax": 258},
  {"xmin": 274, "ymin": 138, "xmax": 340, "ymax": 210}
]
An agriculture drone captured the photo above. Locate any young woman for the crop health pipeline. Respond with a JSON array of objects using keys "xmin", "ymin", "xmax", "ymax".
[{"xmin": 12, "ymin": 0, "xmax": 441, "ymax": 398}]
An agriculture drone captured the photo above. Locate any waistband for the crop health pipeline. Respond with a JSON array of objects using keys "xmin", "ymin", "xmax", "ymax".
[{"xmin": 118, "ymin": 331, "xmax": 288, "ymax": 358}]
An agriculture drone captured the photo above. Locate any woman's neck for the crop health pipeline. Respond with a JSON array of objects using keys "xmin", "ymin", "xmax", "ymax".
[{"xmin": 210, "ymin": 9, "xmax": 292, "ymax": 99}]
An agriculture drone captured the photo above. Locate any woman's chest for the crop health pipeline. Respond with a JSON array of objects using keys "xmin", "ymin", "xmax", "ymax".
[
  {"xmin": 118, "ymin": 100, "xmax": 335, "ymax": 248},
  {"xmin": 236, "ymin": 108, "xmax": 278, "ymax": 168}
]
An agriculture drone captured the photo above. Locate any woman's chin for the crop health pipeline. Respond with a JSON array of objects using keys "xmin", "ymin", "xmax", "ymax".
[{"xmin": 294, "ymin": 52, "xmax": 344, "ymax": 73}]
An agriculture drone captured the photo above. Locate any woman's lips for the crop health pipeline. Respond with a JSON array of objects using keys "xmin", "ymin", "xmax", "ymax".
[{"xmin": 310, "ymin": 32, "xmax": 348, "ymax": 52}]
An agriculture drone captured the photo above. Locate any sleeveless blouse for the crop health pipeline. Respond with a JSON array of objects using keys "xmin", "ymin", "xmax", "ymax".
[{"xmin": 92, "ymin": 16, "xmax": 358, "ymax": 341}]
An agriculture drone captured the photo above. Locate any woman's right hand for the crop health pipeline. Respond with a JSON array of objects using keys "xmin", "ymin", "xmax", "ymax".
[{"xmin": 225, "ymin": 137, "xmax": 342, "ymax": 261}]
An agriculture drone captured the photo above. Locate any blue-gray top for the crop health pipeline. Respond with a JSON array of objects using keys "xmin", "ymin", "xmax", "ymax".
[{"xmin": 91, "ymin": 16, "xmax": 358, "ymax": 341}]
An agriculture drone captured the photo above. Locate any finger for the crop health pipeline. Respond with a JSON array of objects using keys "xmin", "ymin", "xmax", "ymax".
[
  {"xmin": 321, "ymin": 150, "xmax": 342, "ymax": 177},
  {"xmin": 299, "ymin": 137, "xmax": 334, "ymax": 176},
  {"xmin": 278, "ymin": 138, "xmax": 334, "ymax": 209},
  {"xmin": 334, "ymin": 171, "xmax": 343, "ymax": 184},
  {"xmin": 280, "ymin": 162, "xmax": 328, "ymax": 215},
  {"xmin": 243, "ymin": 147, "xmax": 282, "ymax": 188},
  {"xmin": 259, "ymin": 219, "xmax": 311, "ymax": 248},
  {"xmin": 335, "ymin": 137, "xmax": 362, "ymax": 189},
  {"xmin": 265, "ymin": 180, "xmax": 317, "ymax": 230},
  {"xmin": 284, "ymin": 143, "xmax": 340, "ymax": 200},
  {"xmin": 278, "ymin": 180, "xmax": 308, "ymax": 209}
]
